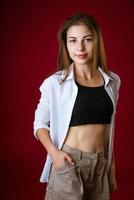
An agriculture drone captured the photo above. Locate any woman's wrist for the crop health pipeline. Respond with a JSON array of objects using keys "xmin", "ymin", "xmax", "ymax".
[{"xmin": 48, "ymin": 145, "xmax": 59, "ymax": 160}]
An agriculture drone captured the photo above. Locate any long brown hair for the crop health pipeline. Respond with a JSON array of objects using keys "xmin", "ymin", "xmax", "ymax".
[{"xmin": 56, "ymin": 13, "xmax": 109, "ymax": 83}]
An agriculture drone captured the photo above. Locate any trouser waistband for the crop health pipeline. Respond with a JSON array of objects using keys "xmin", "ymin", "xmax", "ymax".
[{"xmin": 62, "ymin": 144, "xmax": 106, "ymax": 161}]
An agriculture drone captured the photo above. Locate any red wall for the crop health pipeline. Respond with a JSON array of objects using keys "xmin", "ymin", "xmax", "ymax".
[{"xmin": 1, "ymin": 0, "xmax": 134, "ymax": 199}]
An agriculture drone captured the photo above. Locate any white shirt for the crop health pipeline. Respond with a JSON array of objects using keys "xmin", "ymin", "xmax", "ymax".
[{"xmin": 33, "ymin": 63, "xmax": 121, "ymax": 183}]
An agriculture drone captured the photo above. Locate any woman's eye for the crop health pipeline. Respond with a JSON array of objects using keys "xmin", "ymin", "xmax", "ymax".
[
  {"xmin": 85, "ymin": 38, "xmax": 93, "ymax": 42},
  {"xmin": 69, "ymin": 40, "xmax": 76, "ymax": 43}
]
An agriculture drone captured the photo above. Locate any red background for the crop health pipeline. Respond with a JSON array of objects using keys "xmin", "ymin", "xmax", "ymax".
[{"xmin": 1, "ymin": 0, "xmax": 134, "ymax": 199}]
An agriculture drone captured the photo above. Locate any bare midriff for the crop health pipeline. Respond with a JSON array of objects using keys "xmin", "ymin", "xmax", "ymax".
[{"xmin": 64, "ymin": 124, "xmax": 110, "ymax": 153}]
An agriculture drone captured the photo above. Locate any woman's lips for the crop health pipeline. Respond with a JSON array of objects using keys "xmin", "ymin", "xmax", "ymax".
[{"xmin": 76, "ymin": 54, "xmax": 88, "ymax": 59}]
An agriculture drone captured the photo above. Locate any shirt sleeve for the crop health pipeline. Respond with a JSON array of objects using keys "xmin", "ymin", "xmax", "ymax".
[
  {"xmin": 33, "ymin": 78, "xmax": 50, "ymax": 139},
  {"xmin": 116, "ymin": 74, "xmax": 121, "ymax": 102},
  {"xmin": 110, "ymin": 71, "xmax": 121, "ymax": 102}
]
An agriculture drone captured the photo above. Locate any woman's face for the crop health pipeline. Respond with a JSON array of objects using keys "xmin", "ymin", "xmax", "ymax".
[{"xmin": 66, "ymin": 24, "xmax": 94, "ymax": 66}]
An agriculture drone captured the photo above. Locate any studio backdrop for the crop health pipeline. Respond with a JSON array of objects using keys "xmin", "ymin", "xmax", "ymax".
[{"xmin": 1, "ymin": 0, "xmax": 134, "ymax": 199}]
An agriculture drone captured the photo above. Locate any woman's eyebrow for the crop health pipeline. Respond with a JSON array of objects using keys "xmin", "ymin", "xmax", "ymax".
[
  {"xmin": 68, "ymin": 34, "xmax": 93, "ymax": 39},
  {"xmin": 83, "ymin": 34, "xmax": 93, "ymax": 38}
]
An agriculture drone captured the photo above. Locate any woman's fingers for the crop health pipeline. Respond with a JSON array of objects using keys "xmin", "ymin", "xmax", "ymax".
[
  {"xmin": 53, "ymin": 150, "xmax": 75, "ymax": 169},
  {"xmin": 64, "ymin": 153, "xmax": 75, "ymax": 165}
]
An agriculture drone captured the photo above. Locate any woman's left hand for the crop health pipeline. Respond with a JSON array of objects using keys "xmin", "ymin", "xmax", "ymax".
[
  {"xmin": 108, "ymin": 152, "xmax": 118, "ymax": 192},
  {"xmin": 108, "ymin": 173, "xmax": 118, "ymax": 192}
]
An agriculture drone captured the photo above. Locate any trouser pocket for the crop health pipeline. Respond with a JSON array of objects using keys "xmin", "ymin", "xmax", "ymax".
[{"xmin": 52, "ymin": 161, "xmax": 84, "ymax": 200}]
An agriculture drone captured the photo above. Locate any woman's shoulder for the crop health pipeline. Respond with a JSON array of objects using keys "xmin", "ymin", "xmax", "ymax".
[
  {"xmin": 46, "ymin": 69, "xmax": 64, "ymax": 83},
  {"xmin": 109, "ymin": 71, "xmax": 120, "ymax": 81},
  {"xmin": 109, "ymin": 70, "xmax": 121, "ymax": 90},
  {"xmin": 39, "ymin": 69, "xmax": 64, "ymax": 91}
]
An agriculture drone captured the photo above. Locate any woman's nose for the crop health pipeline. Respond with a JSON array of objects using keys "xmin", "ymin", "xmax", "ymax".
[{"xmin": 77, "ymin": 41, "xmax": 84, "ymax": 51}]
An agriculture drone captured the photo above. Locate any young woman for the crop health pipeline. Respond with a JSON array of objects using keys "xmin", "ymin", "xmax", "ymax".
[{"xmin": 33, "ymin": 13, "xmax": 121, "ymax": 200}]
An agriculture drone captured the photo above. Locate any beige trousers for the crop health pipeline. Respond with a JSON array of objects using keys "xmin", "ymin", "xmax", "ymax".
[{"xmin": 45, "ymin": 144, "xmax": 110, "ymax": 200}]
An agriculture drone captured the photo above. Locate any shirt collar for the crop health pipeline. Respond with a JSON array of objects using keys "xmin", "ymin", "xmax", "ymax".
[
  {"xmin": 98, "ymin": 66, "xmax": 114, "ymax": 86},
  {"xmin": 61, "ymin": 62, "xmax": 114, "ymax": 86}
]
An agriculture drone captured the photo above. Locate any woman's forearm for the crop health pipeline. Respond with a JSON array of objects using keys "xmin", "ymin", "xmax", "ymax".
[
  {"xmin": 108, "ymin": 152, "xmax": 117, "ymax": 192},
  {"xmin": 36, "ymin": 128, "xmax": 59, "ymax": 159},
  {"xmin": 36, "ymin": 128, "xmax": 75, "ymax": 169}
]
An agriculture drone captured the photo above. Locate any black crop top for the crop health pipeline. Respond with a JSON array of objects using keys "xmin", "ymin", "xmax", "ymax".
[{"xmin": 69, "ymin": 80, "xmax": 114, "ymax": 126}]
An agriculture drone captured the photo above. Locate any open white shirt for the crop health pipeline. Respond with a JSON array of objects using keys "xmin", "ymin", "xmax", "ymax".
[{"xmin": 33, "ymin": 63, "xmax": 121, "ymax": 183}]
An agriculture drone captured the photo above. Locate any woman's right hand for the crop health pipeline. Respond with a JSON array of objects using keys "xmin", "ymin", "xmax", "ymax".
[{"xmin": 51, "ymin": 149, "xmax": 75, "ymax": 170}]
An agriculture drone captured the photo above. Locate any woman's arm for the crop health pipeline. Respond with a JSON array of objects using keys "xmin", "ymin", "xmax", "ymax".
[
  {"xmin": 34, "ymin": 78, "xmax": 75, "ymax": 169},
  {"xmin": 108, "ymin": 152, "xmax": 118, "ymax": 192},
  {"xmin": 36, "ymin": 128, "xmax": 75, "ymax": 169}
]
